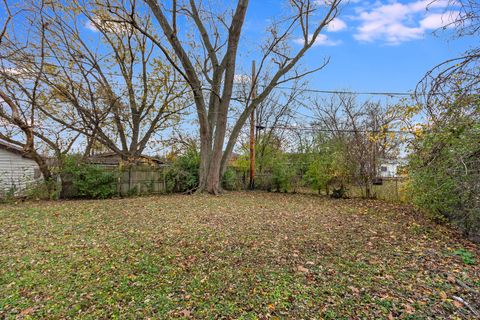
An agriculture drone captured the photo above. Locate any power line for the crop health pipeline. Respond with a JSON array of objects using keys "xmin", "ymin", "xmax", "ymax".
[
  {"xmin": 259, "ymin": 125, "xmax": 414, "ymax": 134},
  {"xmin": 270, "ymin": 86, "xmax": 414, "ymax": 97},
  {"xmin": 3, "ymin": 56, "xmax": 418, "ymax": 97}
]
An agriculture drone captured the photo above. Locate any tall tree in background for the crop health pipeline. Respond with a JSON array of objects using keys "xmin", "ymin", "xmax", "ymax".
[
  {"xmin": 30, "ymin": 0, "xmax": 190, "ymax": 160},
  {"xmin": 0, "ymin": 5, "xmax": 79, "ymax": 182},
  {"xmin": 107, "ymin": 0, "xmax": 342, "ymax": 193},
  {"xmin": 311, "ymin": 94, "xmax": 401, "ymax": 198}
]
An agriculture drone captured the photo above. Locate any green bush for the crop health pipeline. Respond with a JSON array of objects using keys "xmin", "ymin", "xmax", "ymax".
[
  {"xmin": 165, "ymin": 149, "xmax": 200, "ymax": 193},
  {"xmin": 407, "ymin": 98, "xmax": 479, "ymax": 240},
  {"xmin": 62, "ymin": 156, "xmax": 117, "ymax": 199},
  {"xmin": 270, "ymin": 153, "xmax": 296, "ymax": 192},
  {"xmin": 25, "ymin": 181, "xmax": 55, "ymax": 200},
  {"xmin": 304, "ymin": 137, "xmax": 351, "ymax": 196},
  {"xmin": 222, "ymin": 167, "xmax": 241, "ymax": 191},
  {"xmin": 0, "ymin": 186, "xmax": 16, "ymax": 203}
]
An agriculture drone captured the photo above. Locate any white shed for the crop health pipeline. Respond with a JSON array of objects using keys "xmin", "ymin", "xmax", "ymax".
[{"xmin": 0, "ymin": 141, "xmax": 42, "ymax": 195}]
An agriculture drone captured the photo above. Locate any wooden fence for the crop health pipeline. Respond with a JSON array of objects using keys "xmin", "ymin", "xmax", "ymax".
[{"xmin": 60, "ymin": 165, "xmax": 168, "ymax": 198}]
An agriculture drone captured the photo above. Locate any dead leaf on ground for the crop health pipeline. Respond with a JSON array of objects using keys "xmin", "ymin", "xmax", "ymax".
[
  {"xmin": 179, "ymin": 309, "xmax": 191, "ymax": 317},
  {"xmin": 297, "ymin": 265, "xmax": 309, "ymax": 273}
]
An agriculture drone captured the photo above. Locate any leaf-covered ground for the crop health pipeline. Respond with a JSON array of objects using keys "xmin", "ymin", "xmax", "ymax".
[{"xmin": 1, "ymin": 192, "xmax": 479, "ymax": 319}]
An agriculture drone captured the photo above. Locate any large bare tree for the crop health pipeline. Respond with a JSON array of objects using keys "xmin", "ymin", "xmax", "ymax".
[
  {"xmin": 311, "ymin": 94, "xmax": 402, "ymax": 198},
  {"xmin": 417, "ymin": 0, "xmax": 479, "ymax": 119},
  {"xmin": 105, "ymin": 0, "xmax": 342, "ymax": 193},
  {"xmin": 25, "ymin": 0, "xmax": 190, "ymax": 160},
  {"xmin": 0, "ymin": 6, "xmax": 79, "ymax": 182}
]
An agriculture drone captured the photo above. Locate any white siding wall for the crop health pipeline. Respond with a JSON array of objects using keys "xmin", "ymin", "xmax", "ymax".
[
  {"xmin": 0, "ymin": 148, "xmax": 41, "ymax": 194},
  {"xmin": 378, "ymin": 163, "xmax": 398, "ymax": 178}
]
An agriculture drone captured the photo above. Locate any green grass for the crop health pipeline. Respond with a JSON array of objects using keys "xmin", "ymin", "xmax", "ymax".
[{"xmin": 0, "ymin": 192, "xmax": 479, "ymax": 319}]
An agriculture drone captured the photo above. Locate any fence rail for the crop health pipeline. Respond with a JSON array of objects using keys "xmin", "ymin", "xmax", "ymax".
[{"xmin": 60, "ymin": 165, "xmax": 168, "ymax": 198}]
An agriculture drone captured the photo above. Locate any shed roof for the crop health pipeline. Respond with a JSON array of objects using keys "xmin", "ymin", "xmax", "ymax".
[
  {"xmin": 86, "ymin": 152, "xmax": 166, "ymax": 166},
  {"xmin": 0, "ymin": 140, "xmax": 33, "ymax": 159}
]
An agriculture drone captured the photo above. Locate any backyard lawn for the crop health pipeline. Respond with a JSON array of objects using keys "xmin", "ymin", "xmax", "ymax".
[{"xmin": 1, "ymin": 192, "xmax": 479, "ymax": 319}]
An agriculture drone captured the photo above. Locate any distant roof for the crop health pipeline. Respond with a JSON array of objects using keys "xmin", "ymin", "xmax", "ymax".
[
  {"xmin": 86, "ymin": 152, "xmax": 166, "ymax": 166},
  {"xmin": 0, "ymin": 140, "xmax": 32, "ymax": 159},
  {"xmin": 379, "ymin": 158, "xmax": 408, "ymax": 165}
]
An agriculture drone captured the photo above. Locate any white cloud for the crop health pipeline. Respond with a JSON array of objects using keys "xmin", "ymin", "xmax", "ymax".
[
  {"xmin": 2, "ymin": 67, "xmax": 23, "ymax": 75},
  {"xmin": 294, "ymin": 33, "xmax": 341, "ymax": 47},
  {"xmin": 353, "ymin": 0, "xmax": 456, "ymax": 45},
  {"xmin": 420, "ymin": 11, "xmax": 460, "ymax": 29},
  {"xmin": 233, "ymin": 74, "xmax": 251, "ymax": 84},
  {"xmin": 85, "ymin": 18, "xmax": 130, "ymax": 34},
  {"xmin": 85, "ymin": 20, "xmax": 98, "ymax": 32},
  {"xmin": 327, "ymin": 18, "xmax": 347, "ymax": 32}
]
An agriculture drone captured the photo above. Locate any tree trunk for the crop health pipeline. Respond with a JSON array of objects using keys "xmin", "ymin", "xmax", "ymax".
[
  {"xmin": 27, "ymin": 151, "xmax": 55, "ymax": 195},
  {"xmin": 31, "ymin": 155, "xmax": 52, "ymax": 182},
  {"xmin": 198, "ymin": 166, "xmax": 222, "ymax": 194},
  {"xmin": 198, "ymin": 146, "xmax": 223, "ymax": 195},
  {"xmin": 365, "ymin": 180, "xmax": 371, "ymax": 198}
]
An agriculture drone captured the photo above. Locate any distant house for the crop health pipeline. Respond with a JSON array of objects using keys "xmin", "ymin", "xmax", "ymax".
[
  {"xmin": 377, "ymin": 158, "xmax": 408, "ymax": 178},
  {"xmin": 0, "ymin": 141, "xmax": 42, "ymax": 195}
]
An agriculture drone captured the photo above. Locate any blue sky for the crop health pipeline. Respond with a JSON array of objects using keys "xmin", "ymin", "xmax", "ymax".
[
  {"xmin": 2, "ymin": 0, "xmax": 472, "ymax": 95},
  {"xmin": 240, "ymin": 0, "xmax": 476, "ymax": 94}
]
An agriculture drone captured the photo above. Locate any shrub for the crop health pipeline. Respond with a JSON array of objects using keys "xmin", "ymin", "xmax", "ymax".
[
  {"xmin": 222, "ymin": 167, "xmax": 240, "ymax": 191},
  {"xmin": 25, "ymin": 181, "xmax": 55, "ymax": 200},
  {"xmin": 165, "ymin": 148, "xmax": 200, "ymax": 193},
  {"xmin": 407, "ymin": 98, "xmax": 479, "ymax": 241},
  {"xmin": 0, "ymin": 186, "xmax": 16, "ymax": 203},
  {"xmin": 61, "ymin": 156, "xmax": 117, "ymax": 199},
  {"xmin": 304, "ymin": 138, "xmax": 351, "ymax": 196},
  {"xmin": 270, "ymin": 153, "xmax": 296, "ymax": 192}
]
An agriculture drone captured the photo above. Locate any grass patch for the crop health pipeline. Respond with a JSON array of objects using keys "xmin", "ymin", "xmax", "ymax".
[{"xmin": 0, "ymin": 192, "xmax": 478, "ymax": 318}]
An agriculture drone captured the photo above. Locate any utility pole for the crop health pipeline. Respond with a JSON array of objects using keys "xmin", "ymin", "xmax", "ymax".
[{"xmin": 249, "ymin": 60, "xmax": 256, "ymax": 190}]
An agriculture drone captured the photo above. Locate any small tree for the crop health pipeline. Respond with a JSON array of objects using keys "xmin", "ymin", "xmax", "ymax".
[
  {"xmin": 270, "ymin": 152, "xmax": 297, "ymax": 193},
  {"xmin": 305, "ymin": 136, "xmax": 351, "ymax": 196},
  {"xmin": 165, "ymin": 147, "xmax": 200, "ymax": 193},
  {"xmin": 311, "ymin": 94, "xmax": 402, "ymax": 198}
]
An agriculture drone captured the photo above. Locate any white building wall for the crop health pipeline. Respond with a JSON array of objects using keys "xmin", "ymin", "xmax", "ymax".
[
  {"xmin": 378, "ymin": 163, "xmax": 398, "ymax": 178},
  {"xmin": 0, "ymin": 148, "xmax": 41, "ymax": 194}
]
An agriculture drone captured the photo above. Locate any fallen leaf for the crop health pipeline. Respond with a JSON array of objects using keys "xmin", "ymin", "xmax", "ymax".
[
  {"xmin": 297, "ymin": 265, "xmax": 309, "ymax": 273},
  {"xmin": 404, "ymin": 304, "xmax": 415, "ymax": 314},
  {"xmin": 20, "ymin": 307, "xmax": 35, "ymax": 315},
  {"xmin": 439, "ymin": 291, "xmax": 448, "ymax": 300},
  {"xmin": 179, "ymin": 309, "xmax": 191, "ymax": 317}
]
